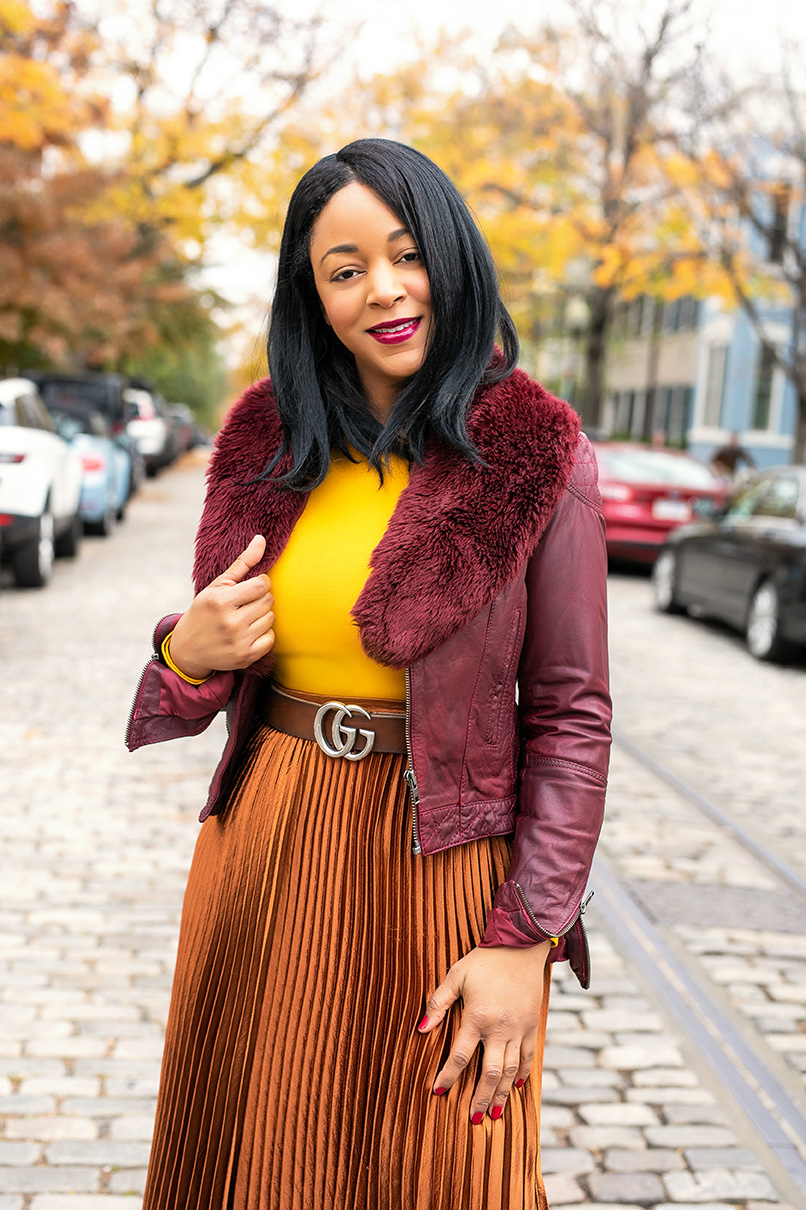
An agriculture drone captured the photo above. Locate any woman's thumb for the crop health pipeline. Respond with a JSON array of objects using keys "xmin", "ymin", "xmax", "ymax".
[
  {"xmin": 217, "ymin": 535, "xmax": 266, "ymax": 585},
  {"xmin": 418, "ymin": 969, "xmax": 461, "ymax": 1033}
]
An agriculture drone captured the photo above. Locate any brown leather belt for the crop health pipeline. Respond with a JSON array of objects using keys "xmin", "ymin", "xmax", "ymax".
[{"xmin": 264, "ymin": 682, "xmax": 407, "ymax": 761}]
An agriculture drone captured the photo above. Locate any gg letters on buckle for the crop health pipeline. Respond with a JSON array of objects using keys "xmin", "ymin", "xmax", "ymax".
[{"xmin": 313, "ymin": 701, "xmax": 376, "ymax": 761}]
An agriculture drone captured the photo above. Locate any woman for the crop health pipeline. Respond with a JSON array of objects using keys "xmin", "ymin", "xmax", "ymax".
[{"xmin": 127, "ymin": 138, "xmax": 611, "ymax": 1210}]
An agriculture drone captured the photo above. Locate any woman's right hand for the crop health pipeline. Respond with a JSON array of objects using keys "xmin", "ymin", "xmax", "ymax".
[{"xmin": 167, "ymin": 535, "xmax": 275, "ymax": 680}]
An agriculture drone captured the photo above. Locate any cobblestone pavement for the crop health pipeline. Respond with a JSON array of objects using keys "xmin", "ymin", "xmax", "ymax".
[{"xmin": 0, "ymin": 461, "xmax": 803, "ymax": 1208}]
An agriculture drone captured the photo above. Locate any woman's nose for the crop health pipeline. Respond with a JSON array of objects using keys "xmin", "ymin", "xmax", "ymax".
[{"xmin": 366, "ymin": 261, "xmax": 405, "ymax": 307}]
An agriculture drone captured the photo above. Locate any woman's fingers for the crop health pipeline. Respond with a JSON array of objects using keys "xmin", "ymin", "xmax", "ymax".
[
  {"xmin": 487, "ymin": 1038, "xmax": 523, "ymax": 1118},
  {"xmin": 228, "ymin": 574, "xmax": 272, "ymax": 608},
  {"xmin": 213, "ymin": 534, "xmax": 266, "ymax": 586},
  {"xmin": 419, "ymin": 965, "xmax": 462, "ymax": 1035},
  {"xmin": 431, "ymin": 1023, "xmax": 481, "ymax": 1099},
  {"xmin": 466, "ymin": 1037, "xmax": 507, "ymax": 1122},
  {"xmin": 514, "ymin": 1027, "xmax": 537, "ymax": 1088},
  {"xmin": 239, "ymin": 593, "xmax": 274, "ymax": 629}
]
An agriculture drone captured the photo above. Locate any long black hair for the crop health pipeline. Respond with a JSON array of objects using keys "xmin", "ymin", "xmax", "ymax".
[{"xmin": 264, "ymin": 138, "xmax": 519, "ymax": 488}]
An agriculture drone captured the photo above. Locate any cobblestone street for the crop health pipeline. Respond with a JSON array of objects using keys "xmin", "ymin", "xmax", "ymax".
[{"xmin": 1, "ymin": 458, "xmax": 804, "ymax": 1209}]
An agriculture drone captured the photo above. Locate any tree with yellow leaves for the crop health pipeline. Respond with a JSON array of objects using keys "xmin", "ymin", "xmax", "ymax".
[
  {"xmin": 0, "ymin": 0, "xmax": 335, "ymax": 379},
  {"xmin": 246, "ymin": 3, "xmax": 726, "ymax": 428}
]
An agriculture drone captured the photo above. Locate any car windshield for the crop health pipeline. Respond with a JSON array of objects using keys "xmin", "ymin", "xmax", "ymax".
[
  {"xmin": 598, "ymin": 448, "xmax": 716, "ymax": 488},
  {"xmin": 0, "ymin": 404, "xmax": 16, "ymax": 426},
  {"xmin": 40, "ymin": 381, "xmax": 110, "ymax": 410},
  {"xmin": 51, "ymin": 408, "xmax": 106, "ymax": 438}
]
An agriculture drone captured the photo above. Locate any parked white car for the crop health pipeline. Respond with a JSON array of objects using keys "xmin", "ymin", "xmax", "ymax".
[
  {"xmin": 0, "ymin": 378, "xmax": 83, "ymax": 587},
  {"xmin": 124, "ymin": 387, "xmax": 171, "ymax": 476}
]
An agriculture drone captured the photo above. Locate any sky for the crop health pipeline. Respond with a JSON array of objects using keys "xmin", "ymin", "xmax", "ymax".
[{"xmin": 313, "ymin": 0, "xmax": 806, "ymax": 77}]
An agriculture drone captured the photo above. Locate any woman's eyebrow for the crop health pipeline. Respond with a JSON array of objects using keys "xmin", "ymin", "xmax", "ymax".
[
  {"xmin": 319, "ymin": 229, "xmax": 414, "ymax": 265},
  {"xmin": 320, "ymin": 242, "xmax": 358, "ymax": 264}
]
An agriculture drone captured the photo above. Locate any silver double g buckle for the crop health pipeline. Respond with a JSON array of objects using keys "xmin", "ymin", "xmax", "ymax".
[{"xmin": 313, "ymin": 700, "xmax": 375, "ymax": 761}]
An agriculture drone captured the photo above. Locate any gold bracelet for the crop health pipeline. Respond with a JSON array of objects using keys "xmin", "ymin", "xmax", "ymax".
[{"xmin": 161, "ymin": 632, "xmax": 212, "ymax": 685}]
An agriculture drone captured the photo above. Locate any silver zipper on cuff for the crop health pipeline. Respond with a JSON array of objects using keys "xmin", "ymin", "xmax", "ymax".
[
  {"xmin": 404, "ymin": 667, "xmax": 422, "ymax": 855},
  {"xmin": 125, "ymin": 652, "xmax": 159, "ymax": 746},
  {"xmin": 515, "ymin": 883, "xmax": 594, "ymax": 940}
]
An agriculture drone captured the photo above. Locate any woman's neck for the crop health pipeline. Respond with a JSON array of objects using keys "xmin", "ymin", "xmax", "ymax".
[{"xmin": 358, "ymin": 370, "xmax": 402, "ymax": 424}]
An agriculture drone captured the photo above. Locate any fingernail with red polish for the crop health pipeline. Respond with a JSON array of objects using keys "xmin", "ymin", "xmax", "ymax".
[
  {"xmin": 514, "ymin": 1079, "xmax": 524, "ymax": 1089},
  {"xmin": 490, "ymin": 1105, "xmax": 503, "ymax": 1120},
  {"xmin": 433, "ymin": 1086, "xmax": 446, "ymax": 1096},
  {"xmin": 417, "ymin": 1015, "xmax": 429, "ymax": 1030},
  {"xmin": 471, "ymin": 1111, "xmax": 484, "ymax": 1125}
]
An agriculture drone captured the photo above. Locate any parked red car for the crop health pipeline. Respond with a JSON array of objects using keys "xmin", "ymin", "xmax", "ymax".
[{"xmin": 590, "ymin": 442, "xmax": 729, "ymax": 564}]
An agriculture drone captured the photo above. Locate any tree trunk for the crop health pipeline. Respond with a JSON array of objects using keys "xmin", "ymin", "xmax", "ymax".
[
  {"xmin": 642, "ymin": 298, "xmax": 664, "ymax": 442},
  {"xmin": 794, "ymin": 388, "xmax": 806, "ymax": 465},
  {"xmin": 580, "ymin": 286, "xmax": 612, "ymax": 431}
]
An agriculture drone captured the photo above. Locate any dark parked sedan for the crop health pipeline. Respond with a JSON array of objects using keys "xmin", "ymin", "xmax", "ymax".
[{"xmin": 651, "ymin": 466, "xmax": 806, "ymax": 660}]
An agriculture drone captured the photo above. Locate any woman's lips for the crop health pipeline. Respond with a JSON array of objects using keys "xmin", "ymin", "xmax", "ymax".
[{"xmin": 366, "ymin": 317, "xmax": 421, "ymax": 345}]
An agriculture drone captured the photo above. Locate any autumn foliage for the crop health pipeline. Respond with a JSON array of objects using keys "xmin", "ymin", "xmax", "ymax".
[{"xmin": 0, "ymin": 0, "xmax": 326, "ymax": 400}]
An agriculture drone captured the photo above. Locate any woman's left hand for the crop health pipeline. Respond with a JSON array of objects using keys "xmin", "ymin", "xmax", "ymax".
[{"xmin": 418, "ymin": 942, "xmax": 551, "ymax": 1122}]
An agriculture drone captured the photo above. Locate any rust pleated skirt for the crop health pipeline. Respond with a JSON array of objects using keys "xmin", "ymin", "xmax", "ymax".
[{"xmin": 143, "ymin": 710, "xmax": 550, "ymax": 1210}]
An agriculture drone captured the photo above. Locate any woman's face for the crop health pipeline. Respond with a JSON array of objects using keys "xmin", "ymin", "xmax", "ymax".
[{"xmin": 309, "ymin": 182, "xmax": 432, "ymax": 410}]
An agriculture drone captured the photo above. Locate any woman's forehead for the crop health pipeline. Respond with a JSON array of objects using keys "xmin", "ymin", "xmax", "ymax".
[{"xmin": 311, "ymin": 183, "xmax": 409, "ymax": 252}]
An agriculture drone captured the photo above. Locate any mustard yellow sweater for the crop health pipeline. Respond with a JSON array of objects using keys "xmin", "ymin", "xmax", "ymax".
[{"xmin": 269, "ymin": 448, "xmax": 408, "ymax": 701}]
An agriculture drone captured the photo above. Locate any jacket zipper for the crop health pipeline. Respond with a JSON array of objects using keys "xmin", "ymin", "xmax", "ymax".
[
  {"xmin": 514, "ymin": 883, "xmax": 594, "ymax": 940},
  {"xmin": 125, "ymin": 652, "xmax": 159, "ymax": 746},
  {"xmin": 404, "ymin": 666, "xmax": 422, "ymax": 855}
]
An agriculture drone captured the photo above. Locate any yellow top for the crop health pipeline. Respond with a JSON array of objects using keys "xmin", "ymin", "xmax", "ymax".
[{"xmin": 268, "ymin": 447, "xmax": 409, "ymax": 701}]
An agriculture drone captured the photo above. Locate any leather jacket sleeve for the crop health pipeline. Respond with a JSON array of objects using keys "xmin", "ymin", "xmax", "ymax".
[
  {"xmin": 480, "ymin": 435, "xmax": 611, "ymax": 987},
  {"xmin": 125, "ymin": 613, "xmax": 237, "ymax": 752}
]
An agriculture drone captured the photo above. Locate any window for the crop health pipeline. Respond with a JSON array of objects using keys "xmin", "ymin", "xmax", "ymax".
[
  {"xmin": 613, "ymin": 390, "xmax": 638, "ymax": 436},
  {"xmin": 726, "ymin": 478, "xmax": 769, "ymax": 517},
  {"xmin": 0, "ymin": 402, "xmax": 20, "ymax": 426},
  {"xmin": 630, "ymin": 390, "xmax": 646, "ymax": 437},
  {"xmin": 598, "ymin": 447, "xmax": 716, "ymax": 488},
  {"xmin": 768, "ymin": 184, "xmax": 790, "ymax": 265},
  {"xmin": 29, "ymin": 395, "xmax": 54, "ymax": 432},
  {"xmin": 663, "ymin": 299, "xmax": 682, "ymax": 333},
  {"xmin": 703, "ymin": 344, "xmax": 728, "ymax": 426},
  {"xmin": 612, "ymin": 302, "xmax": 629, "ymax": 341},
  {"xmin": 657, "ymin": 385, "xmax": 675, "ymax": 433},
  {"xmin": 666, "ymin": 386, "xmax": 692, "ymax": 444},
  {"xmin": 627, "ymin": 298, "xmax": 644, "ymax": 338},
  {"xmin": 17, "ymin": 396, "xmax": 41, "ymax": 428},
  {"xmin": 755, "ymin": 474, "xmax": 800, "ymax": 521},
  {"xmin": 752, "ymin": 345, "xmax": 776, "ymax": 430},
  {"xmin": 678, "ymin": 297, "xmax": 700, "ymax": 331}
]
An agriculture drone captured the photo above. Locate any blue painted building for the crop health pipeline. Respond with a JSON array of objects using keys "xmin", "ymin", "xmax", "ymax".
[
  {"xmin": 605, "ymin": 175, "xmax": 804, "ymax": 467},
  {"xmin": 687, "ymin": 299, "xmax": 799, "ymax": 469},
  {"xmin": 604, "ymin": 292, "xmax": 801, "ymax": 468}
]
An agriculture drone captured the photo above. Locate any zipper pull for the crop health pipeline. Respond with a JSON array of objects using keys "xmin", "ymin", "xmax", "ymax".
[
  {"xmin": 403, "ymin": 767, "xmax": 420, "ymax": 804},
  {"xmin": 580, "ymin": 890, "xmax": 594, "ymax": 914}
]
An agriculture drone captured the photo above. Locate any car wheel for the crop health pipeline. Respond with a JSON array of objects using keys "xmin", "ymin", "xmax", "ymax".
[
  {"xmin": 86, "ymin": 500, "xmax": 116, "ymax": 537},
  {"xmin": 651, "ymin": 549, "xmax": 685, "ymax": 614},
  {"xmin": 54, "ymin": 512, "xmax": 82, "ymax": 559},
  {"xmin": 12, "ymin": 508, "xmax": 55, "ymax": 588},
  {"xmin": 116, "ymin": 497, "xmax": 127, "ymax": 522},
  {"xmin": 746, "ymin": 580, "xmax": 791, "ymax": 662}
]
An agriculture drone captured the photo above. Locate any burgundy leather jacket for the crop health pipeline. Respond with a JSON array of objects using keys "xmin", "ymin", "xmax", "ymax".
[{"xmin": 126, "ymin": 371, "xmax": 611, "ymax": 987}]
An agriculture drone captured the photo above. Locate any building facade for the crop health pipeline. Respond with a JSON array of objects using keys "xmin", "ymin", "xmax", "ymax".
[{"xmin": 604, "ymin": 293, "xmax": 800, "ymax": 469}]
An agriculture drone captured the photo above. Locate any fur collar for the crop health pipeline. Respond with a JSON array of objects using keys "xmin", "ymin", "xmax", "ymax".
[{"xmin": 193, "ymin": 372, "xmax": 580, "ymax": 668}]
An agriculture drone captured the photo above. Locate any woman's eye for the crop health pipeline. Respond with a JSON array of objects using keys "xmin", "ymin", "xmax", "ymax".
[
  {"xmin": 332, "ymin": 268, "xmax": 360, "ymax": 282},
  {"xmin": 399, "ymin": 251, "xmax": 421, "ymax": 263}
]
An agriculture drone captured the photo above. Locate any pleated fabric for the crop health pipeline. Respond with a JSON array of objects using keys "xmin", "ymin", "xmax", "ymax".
[{"xmin": 143, "ymin": 714, "xmax": 551, "ymax": 1210}]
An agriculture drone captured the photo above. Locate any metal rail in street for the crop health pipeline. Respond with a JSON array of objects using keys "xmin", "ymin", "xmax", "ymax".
[
  {"xmin": 613, "ymin": 729, "xmax": 806, "ymax": 900},
  {"xmin": 592, "ymin": 854, "xmax": 806, "ymax": 1199}
]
